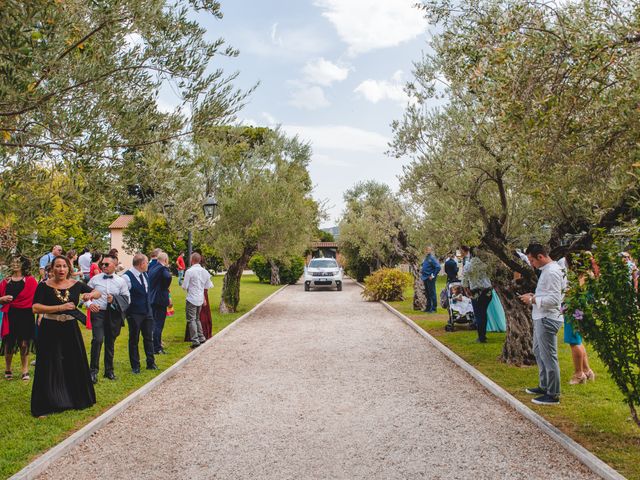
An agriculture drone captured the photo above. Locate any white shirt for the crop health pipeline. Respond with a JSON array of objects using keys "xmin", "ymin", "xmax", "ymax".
[
  {"xmin": 78, "ymin": 252, "xmax": 92, "ymax": 274},
  {"xmin": 88, "ymin": 272, "xmax": 130, "ymax": 310},
  {"xmin": 533, "ymin": 261, "xmax": 566, "ymax": 322},
  {"xmin": 182, "ymin": 264, "xmax": 213, "ymax": 306},
  {"xmin": 123, "ymin": 267, "xmax": 148, "ymax": 292}
]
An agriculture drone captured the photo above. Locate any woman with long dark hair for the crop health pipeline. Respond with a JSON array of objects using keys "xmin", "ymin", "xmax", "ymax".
[
  {"xmin": 31, "ymin": 256, "xmax": 101, "ymax": 417},
  {"xmin": 0, "ymin": 256, "xmax": 38, "ymax": 381}
]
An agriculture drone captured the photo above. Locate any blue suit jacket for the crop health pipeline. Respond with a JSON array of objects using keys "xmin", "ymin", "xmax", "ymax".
[{"xmin": 148, "ymin": 264, "xmax": 172, "ymax": 307}]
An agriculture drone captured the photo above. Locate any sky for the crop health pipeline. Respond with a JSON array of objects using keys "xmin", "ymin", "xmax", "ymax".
[{"xmin": 164, "ymin": 1, "xmax": 432, "ymax": 227}]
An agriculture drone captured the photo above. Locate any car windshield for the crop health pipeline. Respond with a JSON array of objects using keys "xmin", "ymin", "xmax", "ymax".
[{"xmin": 309, "ymin": 259, "xmax": 338, "ymax": 268}]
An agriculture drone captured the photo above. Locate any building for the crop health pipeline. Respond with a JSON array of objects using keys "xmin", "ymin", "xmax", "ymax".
[
  {"xmin": 309, "ymin": 241, "xmax": 338, "ymax": 259},
  {"xmin": 108, "ymin": 215, "xmax": 134, "ymax": 269}
]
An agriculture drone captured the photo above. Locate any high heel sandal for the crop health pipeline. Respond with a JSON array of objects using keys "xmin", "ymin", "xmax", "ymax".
[
  {"xmin": 569, "ymin": 372, "xmax": 587, "ymax": 385},
  {"xmin": 4, "ymin": 370, "xmax": 13, "ymax": 380},
  {"xmin": 585, "ymin": 370, "xmax": 596, "ymax": 381}
]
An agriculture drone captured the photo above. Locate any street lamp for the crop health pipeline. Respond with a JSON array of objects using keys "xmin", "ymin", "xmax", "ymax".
[
  {"xmin": 162, "ymin": 197, "xmax": 217, "ymax": 269},
  {"xmin": 202, "ymin": 196, "xmax": 218, "ymax": 220}
]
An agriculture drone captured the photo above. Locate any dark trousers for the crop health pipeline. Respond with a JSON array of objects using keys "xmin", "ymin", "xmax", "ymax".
[
  {"xmin": 423, "ymin": 277, "xmax": 437, "ymax": 312},
  {"xmin": 472, "ymin": 289, "xmax": 493, "ymax": 341},
  {"xmin": 126, "ymin": 312, "xmax": 155, "ymax": 369},
  {"xmin": 152, "ymin": 304, "xmax": 168, "ymax": 353},
  {"xmin": 90, "ymin": 310, "xmax": 116, "ymax": 374}
]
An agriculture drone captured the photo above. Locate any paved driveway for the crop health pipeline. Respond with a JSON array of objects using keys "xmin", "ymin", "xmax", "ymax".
[{"xmin": 38, "ymin": 279, "xmax": 598, "ymax": 479}]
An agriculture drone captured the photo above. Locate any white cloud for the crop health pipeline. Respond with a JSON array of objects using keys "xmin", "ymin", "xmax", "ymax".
[
  {"xmin": 314, "ymin": 0, "xmax": 427, "ymax": 55},
  {"xmin": 123, "ymin": 33, "xmax": 144, "ymax": 52},
  {"xmin": 312, "ymin": 153, "xmax": 350, "ymax": 167},
  {"xmin": 282, "ymin": 124, "xmax": 388, "ymax": 153},
  {"xmin": 354, "ymin": 70, "xmax": 409, "ymax": 105},
  {"xmin": 261, "ymin": 112, "xmax": 278, "ymax": 125},
  {"xmin": 243, "ymin": 24, "xmax": 329, "ymax": 59},
  {"xmin": 303, "ymin": 58, "xmax": 349, "ymax": 86},
  {"xmin": 289, "ymin": 84, "xmax": 330, "ymax": 110}
]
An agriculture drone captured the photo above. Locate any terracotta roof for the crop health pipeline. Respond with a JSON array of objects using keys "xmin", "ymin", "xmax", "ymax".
[
  {"xmin": 311, "ymin": 242, "xmax": 338, "ymax": 248},
  {"xmin": 108, "ymin": 215, "xmax": 134, "ymax": 229}
]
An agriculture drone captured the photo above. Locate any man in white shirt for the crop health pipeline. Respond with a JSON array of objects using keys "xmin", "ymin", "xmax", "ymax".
[
  {"xmin": 182, "ymin": 252, "xmax": 213, "ymax": 349},
  {"xmin": 519, "ymin": 243, "xmax": 566, "ymax": 406},
  {"xmin": 78, "ymin": 248, "xmax": 92, "ymax": 282},
  {"xmin": 87, "ymin": 254, "xmax": 130, "ymax": 383}
]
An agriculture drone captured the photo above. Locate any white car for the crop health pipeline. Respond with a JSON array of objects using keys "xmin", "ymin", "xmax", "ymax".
[{"xmin": 304, "ymin": 258, "xmax": 343, "ymax": 291}]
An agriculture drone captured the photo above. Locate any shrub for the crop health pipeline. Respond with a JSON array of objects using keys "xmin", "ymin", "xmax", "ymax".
[
  {"xmin": 248, "ymin": 254, "xmax": 305, "ymax": 285},
  {"xmin": 362, "ymin": 268, "xmax": 411, "ymax": 302},
  {"xmin": 248, "ymin": 254, "xmax": 270, "ymax": 283},
  {"xmin": 564, "ymin": 233, "xmax": 640, "ymax": 428},
  {"xmin": 279, "ymin": 256, "xmax": 305, "ymax": 284}
]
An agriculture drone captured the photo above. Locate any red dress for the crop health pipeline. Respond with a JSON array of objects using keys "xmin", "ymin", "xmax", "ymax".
[{"xmin": 184, "ymin": 289, "xmax": 213, "ymax": 341}]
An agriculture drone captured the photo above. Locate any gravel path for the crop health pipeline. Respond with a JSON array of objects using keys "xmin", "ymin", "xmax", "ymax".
[{"xmin": 37, "ymin": 279, "xmax": 598, "ymax": 480}]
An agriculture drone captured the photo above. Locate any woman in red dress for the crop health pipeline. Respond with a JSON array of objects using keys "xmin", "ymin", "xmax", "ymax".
[
  {"xmin": 89, "ymin": 252, "xmax": 102, "ymax": 279},
  {"xmin": 0, "ymin": 256, "xmax": 38, "ymax": 381}
]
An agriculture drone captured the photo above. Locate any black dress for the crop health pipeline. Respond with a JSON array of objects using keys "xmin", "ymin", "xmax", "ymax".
[
  {"xmin": 0, "ymin": 279, "xmax": 35, "ymax": 354},
  {"xmin": 31, "ymin": 282, "xmax": 96, "ymax": 417}
]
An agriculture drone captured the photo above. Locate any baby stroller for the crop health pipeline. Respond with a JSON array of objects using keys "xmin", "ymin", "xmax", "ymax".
[{"xmin": 443, "ymin": 282, "xmax": 476, "ymax": 332}]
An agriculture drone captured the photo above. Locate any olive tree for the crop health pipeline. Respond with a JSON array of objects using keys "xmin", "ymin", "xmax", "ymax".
[
  {"xmin": 196, "ymin": 127, "xmax": 319, "ymax": 313},
  {"xmin": 338, "ymin": 181, "xmax": 426, "ymax": 309},
  {"xmin": 1, "ymin": 0, "xmax": 248, "ymax": 164},
  {"xmin": 392, "ymin": 0, "xmax": 640, "ymax": 364}
]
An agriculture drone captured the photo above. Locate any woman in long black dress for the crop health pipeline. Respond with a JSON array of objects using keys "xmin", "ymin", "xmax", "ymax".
[
  {"xmin": 0, "ymin": 256, "xmax": 38, "ymax": 380},
  {"xmin": 31, "ymin": 256, "xmax": 101, "ymax": 417}
]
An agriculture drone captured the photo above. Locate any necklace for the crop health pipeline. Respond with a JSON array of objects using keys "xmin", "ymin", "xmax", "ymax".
[{"xmin": 53, "ymin": 286, "xmax": 70, "ymax": 303}]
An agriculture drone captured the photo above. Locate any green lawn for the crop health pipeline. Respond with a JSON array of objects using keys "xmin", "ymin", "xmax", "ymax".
[
  {"xmin": 389, "ymin": 278, "xmax": 640, "ymax": 480},
  {"xmin": 0, "ymin": 274, "xmax": 280, "ymax": 478}
]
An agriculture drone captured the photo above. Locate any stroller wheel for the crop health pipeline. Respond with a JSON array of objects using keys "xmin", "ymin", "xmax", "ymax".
[{"xmin": 445, "ymin": 324, "xmax": 454, "ymax": 332}]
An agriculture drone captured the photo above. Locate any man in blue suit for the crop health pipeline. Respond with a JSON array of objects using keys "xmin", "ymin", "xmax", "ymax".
[
  {"xmin": 421, "ymin": 246, "xmax": 441, "ymax": 313},
  {"xmin": 147, "ymin": 248, "xmax": 161, "ymax": 276},
  {"xmin": 148, "ymin": 251, "xmax": 173, "ymax": 355},
  {"xmin": 123, "ymin": 253, "xmax": 157, "ymax": 373}
]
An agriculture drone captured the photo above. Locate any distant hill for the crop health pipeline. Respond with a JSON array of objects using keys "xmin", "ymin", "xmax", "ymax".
[{"xmin": 321, "ymin": 226, "xmax": 340, "ymax": 241}]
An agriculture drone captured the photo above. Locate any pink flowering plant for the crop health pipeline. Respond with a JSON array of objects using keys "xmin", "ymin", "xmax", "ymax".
[{"xmin": 564, "ymin": 233, "xmax": 640, "ymax": 428}]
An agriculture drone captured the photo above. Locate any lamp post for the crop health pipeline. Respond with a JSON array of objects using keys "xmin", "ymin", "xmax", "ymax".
[{"xmin": 163, "ymin": 196, "xmax": 218, "ymax": 269}]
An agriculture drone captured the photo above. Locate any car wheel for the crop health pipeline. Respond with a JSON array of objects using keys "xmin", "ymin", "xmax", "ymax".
[
  {"xmin": 305, "ymin": 283, "xmax": 310, "ymax": 292},
  {"xmin": 337, "ymin": 283, "xmax": 342, "ymax": 291}
]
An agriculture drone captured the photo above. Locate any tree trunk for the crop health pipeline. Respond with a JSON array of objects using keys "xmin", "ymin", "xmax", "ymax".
[
  {"xmin": 269, "ymin": 259, "xmax": 280, "ymax": 285},
  {"xmin": 481, "ymin": 224, "xmax": 537, "ymax": 366},
  {"xmin": 220, "ymin": 247, "xmax": 254, "ymax": 313},
  {"xmin": 628, "ymin": 401, "xmax": 640, "ymax": 428},
  {"xmin": 495, "ymin": 283, "xmax": 536, "ymax": 366},
  {"xmin": 409, "ymin": 261, "xmax": 426, "ymax": 310}
]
